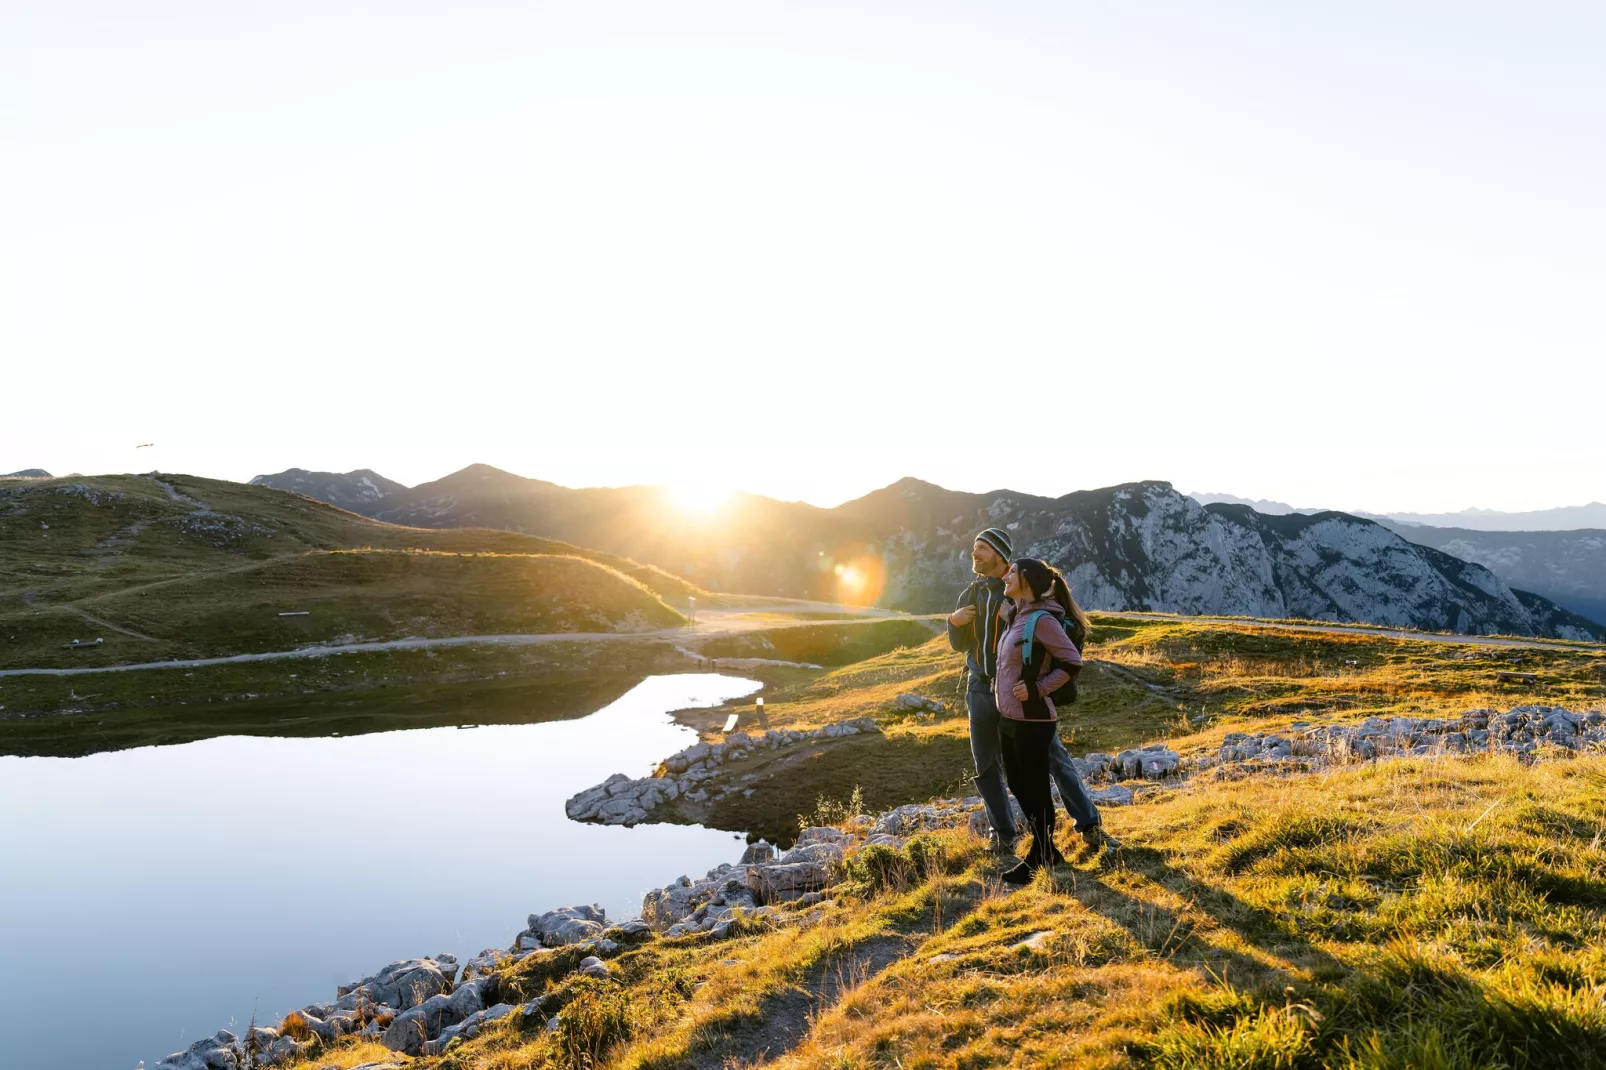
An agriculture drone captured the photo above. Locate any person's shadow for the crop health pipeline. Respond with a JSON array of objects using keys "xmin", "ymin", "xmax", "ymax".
[{"xmin": 1051, "ymin": 842, "xmax": 1350, "ymax": 990}]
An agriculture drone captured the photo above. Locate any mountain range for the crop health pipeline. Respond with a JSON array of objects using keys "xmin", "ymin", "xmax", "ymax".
[
  {"xmin": 1190, "ymin": 491, "xmax": 1606, "ymax": 533},
  {"xmin": 251, "ymin": 466, "xmax": 1605, "ymax": 640}
]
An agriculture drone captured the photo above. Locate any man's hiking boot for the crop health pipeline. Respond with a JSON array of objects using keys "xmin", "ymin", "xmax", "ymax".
[
  {"xmin": 1079, "ymin": 827, "xmax": 1121, "ymax": 859},
  {"xmin": 1001, "ymin": 858, "xmax": 1041, "ymax": 886}
]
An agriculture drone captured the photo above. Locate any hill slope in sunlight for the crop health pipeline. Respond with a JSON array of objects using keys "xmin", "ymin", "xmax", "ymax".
[{"xmin": 0, "ymin": 473, "xmax": 691, "ymax": 668}]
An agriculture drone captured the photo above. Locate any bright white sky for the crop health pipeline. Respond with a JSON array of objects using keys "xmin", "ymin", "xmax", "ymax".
[{"xmin": 3, "ymin": 2, "xmax": 1602, "ymax": 511}]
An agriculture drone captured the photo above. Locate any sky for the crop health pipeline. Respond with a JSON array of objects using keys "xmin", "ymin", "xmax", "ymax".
[{"xmin": 3, "ymin": 2, "xmax": 1603, "ymax": 512}]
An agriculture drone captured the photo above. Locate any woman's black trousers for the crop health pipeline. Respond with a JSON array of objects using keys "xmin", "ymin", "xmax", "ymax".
[{"xmin": 999, "ymin": 718, "xmax": 1057, "ymax": 865}]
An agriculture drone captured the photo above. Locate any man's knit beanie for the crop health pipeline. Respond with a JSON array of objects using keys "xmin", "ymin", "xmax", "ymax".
[{"xmin": 975, "ymin": 527, "xmax": 1013, "ymax": 561}]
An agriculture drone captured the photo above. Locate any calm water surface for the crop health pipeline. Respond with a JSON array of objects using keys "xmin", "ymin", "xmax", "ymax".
[{"xmin": 0, "ymin": 673, "xmax": 759, "ymax": 1070}]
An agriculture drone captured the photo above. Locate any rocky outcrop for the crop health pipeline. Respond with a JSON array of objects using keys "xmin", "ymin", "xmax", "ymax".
[
  {"xmin": 1209, "ymin": 705, "xmax": 1606, "ymax": 773},
  {"xmin": 153, "ymin": 1030, "xmax": 246, "ymax": 1070},
  {"xmin": 873, "ymin": 481, "xmax": 1605, "ymax": 639},
  {"xmin": 520, "ymin": 905, "xmax": 608, "ymax": 948},
  {"xmin": 380, "ymin": 982, "xmax": 486, "ymax": 1056},
  {"xmin": 336, "ymin": 956, "xmax": 457, "ymax": 1010},
  {"xmin": 566, "ymin": 720, "xmax": 882, "ymax": 825},
  {"xmin": 1377, "ymin": 521, "xmax": 1606, "ymax": 627}
]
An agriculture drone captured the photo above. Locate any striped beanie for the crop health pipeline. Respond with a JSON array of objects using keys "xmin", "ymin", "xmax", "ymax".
[{"xmin": 975, "ymin": 527, "xmax": 1013, "ymax": 560}]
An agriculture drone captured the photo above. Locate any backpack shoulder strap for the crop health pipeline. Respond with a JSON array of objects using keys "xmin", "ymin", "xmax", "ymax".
[{"xmin": 1020, "ymin": 609, "xmax": 1050, "ymax": 666}]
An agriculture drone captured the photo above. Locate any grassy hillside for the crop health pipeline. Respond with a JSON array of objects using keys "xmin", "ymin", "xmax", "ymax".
[
  {"xmin": 270, "ymin": 615, "xmax": 1604, "ymax": 1069},
  {"xmin": 0, "ymin": 473, "xmax": 695, "ymax": 668},
  {"xmin": 282, "ymin": 761, "xmax": 1606, "ymax": 1070}
]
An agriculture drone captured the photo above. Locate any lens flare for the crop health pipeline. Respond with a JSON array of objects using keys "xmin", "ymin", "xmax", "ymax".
[{"xmin": 831, "ymin": 553, "xmax": 885, "ymax": 606}]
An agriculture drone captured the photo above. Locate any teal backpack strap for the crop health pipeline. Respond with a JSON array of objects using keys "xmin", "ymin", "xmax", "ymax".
[{"xmin": 1020, "ymin": 609, "xmax": 1050, "ymax": 667}]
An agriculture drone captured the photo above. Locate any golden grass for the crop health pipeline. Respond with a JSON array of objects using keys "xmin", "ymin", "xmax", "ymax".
[{"xmin": 285, "ymin": 754, "xmax": 1606, "ymax": 1070}]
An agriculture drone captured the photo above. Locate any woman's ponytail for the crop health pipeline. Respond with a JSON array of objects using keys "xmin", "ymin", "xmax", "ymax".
[{"xmin": 1046, "ymin": 566, "xmax": 1091, "ymax": 649}]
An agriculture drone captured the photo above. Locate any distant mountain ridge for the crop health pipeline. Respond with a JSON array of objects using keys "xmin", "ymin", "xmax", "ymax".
[
  {"xmin": 250, "ymin": 468, "xmax": 409, "ymax": 512},
  {"xmin": 1190, "ymin": 490, "xmax": 1606, "ymax": 533},
  {"xmin": 252, "ymin": 464, "xmax": 1604, "ymax": 640},
  {"xmin": 2, "ymin": 469, "xmax": 52, "ymax": 479},
  {"xmin": 1380, "ymin": 503, "xmax": 1606, "ymax": 532},
  {"xmin": 1188, "ymin": 491, "xmax": 1312, "ymax": 515}
]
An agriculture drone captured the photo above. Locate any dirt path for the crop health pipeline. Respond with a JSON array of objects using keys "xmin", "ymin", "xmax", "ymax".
[
  {"xmin": 687, "ymin": 935, "xmax": 914, "ymax": 1069},
  {"xmin": 64, "ymin": 607, "xmax": 160, "ymax": 643}
]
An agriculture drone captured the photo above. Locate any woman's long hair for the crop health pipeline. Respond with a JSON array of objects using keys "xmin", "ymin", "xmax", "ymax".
[{"xmin": 1013, "ymin": 558, "xmax": 1091, "ymax": 647}]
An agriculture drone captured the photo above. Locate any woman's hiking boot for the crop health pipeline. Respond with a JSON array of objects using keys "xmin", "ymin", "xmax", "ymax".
[
  {"xmin": 1001, "ymin": 858, "xmax": 1040, "ymax": 885},
  {"xmin": 1079, "ymin": 826, "xmax": 1121, "ymax": 859},
  {"xmin": 988, "ymin": 829, "xmax": 1010, "ymax": 855}
]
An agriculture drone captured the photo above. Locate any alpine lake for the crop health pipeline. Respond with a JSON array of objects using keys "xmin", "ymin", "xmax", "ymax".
[{"xmin": 0, "ymin": 670, "xmax": 764, "ymax": 1070}]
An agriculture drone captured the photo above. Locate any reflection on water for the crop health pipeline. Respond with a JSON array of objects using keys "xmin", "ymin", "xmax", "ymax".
[{"xmin": 0, "ymin": 673, "xmax": 759, "ymax": 1070}]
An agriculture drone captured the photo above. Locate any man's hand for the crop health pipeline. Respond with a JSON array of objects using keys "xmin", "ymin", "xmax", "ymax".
[
  {"xmin": 1012, "ymin": 681, "xmax": 1030, "ymax": 702},
  {"xmin": 948, "ymin": 604, "xmax": 977, "ymax": 627}
]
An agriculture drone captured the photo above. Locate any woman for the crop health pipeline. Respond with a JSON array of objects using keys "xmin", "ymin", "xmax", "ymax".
[{"xmin": 994, "ymin": 557, "xmax": 1093, "ymax": 884}]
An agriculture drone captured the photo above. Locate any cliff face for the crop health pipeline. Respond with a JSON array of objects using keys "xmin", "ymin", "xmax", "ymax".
[
  {"xmin": 860, "ymin": 481, "xmax": 1601, "ymax": 640},
  {"xmin": 1377, "ymin": 521, "xmax": 1606, "ymax": 628}
]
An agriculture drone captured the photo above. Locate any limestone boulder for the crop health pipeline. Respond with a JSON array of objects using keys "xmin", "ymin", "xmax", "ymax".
[
  {"xmin": 337, "ymin": 957, "xmax": 453, "ymax": 1010},
  {"xmin": 527, "ymin": 904, "xmax": 607, "ymax": 946},
  {"xmin": 380, "ymin": 981, "xmax": 484, "ymax": 1055},
  {"xmin": 154, "ymin": 1030, "xmax": 241, "ymax": 1070}
]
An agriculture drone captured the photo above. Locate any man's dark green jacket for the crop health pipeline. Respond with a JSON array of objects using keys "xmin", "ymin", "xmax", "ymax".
[{"xmin": 946, "ymin": 574, "xmax": 1009, "ymax": 681}]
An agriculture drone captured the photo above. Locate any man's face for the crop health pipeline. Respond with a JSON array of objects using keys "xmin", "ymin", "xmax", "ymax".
[{"xmin": 971, "ymin": 539, "xmax": 1004, "ymax": 576}]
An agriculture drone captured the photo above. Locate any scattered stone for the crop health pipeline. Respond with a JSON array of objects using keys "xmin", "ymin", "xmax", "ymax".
[
  {"xmin": 577, "ymin": 956, "xmax": 611, "ymax": 979},
  {"xmin": 380, "ymin": 981, "xmax": 484, "ymax": 1055},
  {"xmin": 336, "ymin": 956, "xmax": 455, "ymax": 1011},
  {"xmin": 1214, "ymin": 706, "xmax": 1606, "ymax": 775},
  {"xmin": 154, "ymin": 1029, "xmax": 241, "ymax": 1070},
  {"xmin": 521, "ymin": 905, "xmax": 607, "ymax": 947},
  {"xmin": 1012, "ymin": 931, "xmax": 1055, "ymax": 953},
  {"xmin": 1088, "ymin": 784, "xmax": 1135, "ymax": 806},
  {"xmin": 570, "ymin": 720, "xmax": 882, "ymax": 825}
]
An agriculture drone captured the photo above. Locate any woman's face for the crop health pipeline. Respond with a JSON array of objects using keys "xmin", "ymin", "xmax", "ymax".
[{"xmin": 1002, "ymin": 563, "xmax": 1025, "ymax": 600}]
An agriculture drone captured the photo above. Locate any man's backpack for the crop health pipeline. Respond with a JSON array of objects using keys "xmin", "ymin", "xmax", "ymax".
[{"xmin": 1018, "ymin": 609, "xmax": 1085, "ymax": 718}]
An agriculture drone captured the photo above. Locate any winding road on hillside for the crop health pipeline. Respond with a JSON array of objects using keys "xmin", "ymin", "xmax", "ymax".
[
  {"xmin": 0, "ymin": 602, "xmax": 930, "ymax": 678},
  {"xmin": 1, "ymin": 604, "xmax": 1599, "ymax": 679}
]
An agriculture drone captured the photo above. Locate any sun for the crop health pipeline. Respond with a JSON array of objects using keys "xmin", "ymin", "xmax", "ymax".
[{"xmin": 666, "ymin": 482, "xmax": 732, "ymax": 512}]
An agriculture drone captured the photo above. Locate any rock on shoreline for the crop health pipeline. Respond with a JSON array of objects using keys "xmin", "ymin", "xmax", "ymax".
[
  {"xmin": 565, "ymin": 719, "xmax": 882, "ymax": 825},
  {"xmin": 152, "ymin": 795, "xmax": 1002, "ymax": 1068},
  {"xmin": 565, "ymin": 720, "xmax": 1181, "ymax": 828}
]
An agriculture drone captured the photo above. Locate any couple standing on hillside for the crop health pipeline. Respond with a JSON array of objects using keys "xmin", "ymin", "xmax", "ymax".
[{"xmin": 947, "ymin": 527, "xmax": 1118, "ymax": 885}]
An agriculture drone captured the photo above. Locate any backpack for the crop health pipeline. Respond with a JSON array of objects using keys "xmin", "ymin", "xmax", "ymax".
[{"xmin": 1017, "ymin": 609, "xmax": 1084, "ymax": 719}]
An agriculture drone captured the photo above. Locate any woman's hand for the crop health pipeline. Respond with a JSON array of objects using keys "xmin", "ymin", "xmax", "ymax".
[{"xmin": 1012, "ymin": 681, "xmax": 1030, "ymax": 702}]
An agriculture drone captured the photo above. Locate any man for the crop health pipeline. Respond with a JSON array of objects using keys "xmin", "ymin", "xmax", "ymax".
[{"xmin": 946, "ymin": 527, "xmax": 1116, "ymax": 856}]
